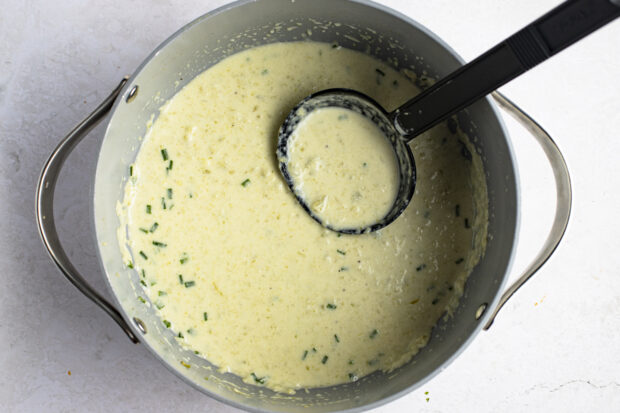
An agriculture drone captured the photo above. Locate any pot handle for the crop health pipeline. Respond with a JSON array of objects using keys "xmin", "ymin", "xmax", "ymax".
[
  {"xmin": 35, "ymin": 77, "xmax": 139, "ymax": 343},
  {"xmin": 483, "ymin": 92, "xmax": 572, "ymax": 330}
]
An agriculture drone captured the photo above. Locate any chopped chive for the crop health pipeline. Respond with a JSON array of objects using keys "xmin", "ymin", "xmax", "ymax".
[
  {"xmin": 139, "ymin": 251, "xmax": 148, "ymax": 260},
  {"xmin": 336, "ymin": 249, "xmax": 346, "ymax": 255},
  {"xmin": 139, "ymin": 228, "xmax": 149, "ymax": 234},
  {"xmin": 432, "ymin": 298, "xmax": 439, "ymax": 305},
  {"xmin": 375, "ymin": 68, "xmax": 385, "ymax": 76},
  {"xmin": 321, "ymin": 355, "xmax": 328, "ymax": 364},
  {"xmin": 166, "ymin": 160, "xmax": 173, "ymax": 171},
  {"xmin": 455, "ymin": 204, "xmax": 461, "ymax": 217},
  {"xmin": 146, "ymin": 204, "xmax": 152, "ymax": 214},
  {"xmin": 137, "ymin": 296, "xmax": 146, "ymax": 303},
  {"xmin": 158, "ymin": 290, "xmax": 167, "ymax": 296},
  {"xmin": 180, "ymin": 254, "xmax": 189, "ymax": 264},
  {"xmin": 129, "ymin": 165, "xmax": 133, "ymax": 176},
  {"xmin": 464, "ymin": 218, "xmax": 471, "ymax": 229},
  {"xmin": 184, "ymin": 281, "xmax": 196, "ymax": 288},
  {"xmin": 251, "ymin": 372, "xmax": 266, "ymax": 384},
  {"xmin": 348, "ymin": 360, "xmax": 354, "ymax": 365},
  {"xmin": 338, "ymin": 266, "xmax": 348, "ymax": 272},
  {"xmin": 180, "ymin": 361, "xmax": 190, "ymax": 369},
  {"xmin": 392, "ymin": 79, "xmax": 399, "ymax": 88},
  {"xmin": 362, "ymin": 162, "xmax": 368, "ymax": 167},
  {"xmin": 161, "ymin": 148, "xmax": 169, "ymax": 161},
  {"xmin": 194, "ymin": 350, "xmax": 200, "ymax": 355},
  {"xmin": 155, "ymin": 301, "xmax": 165, "ymax": 310},
  {"xmin": 163, "ymin": 320, "xmax": 171, "ymax": 328},
  {"xmin": 178, "ymin": 332, "xmax": 184, "ymax": 338},
  {"xmin": 334, "ymin": 334, "xmax": 340, "ymax": 343},
  {"xmin": 326, "ymin": 303, "xmax": 337, "ymax": 310},
  {"xmin": 203, "ymin": 312, "xmax": 208, "ymax": 321},
  {"xmin": 312, "ymin": 347, "xmax": 317, "ymax": 353},
  {"xmin": 161, "ymin": 197, "xmax": 166, "ymax": 210},
  {"xmin": 241, "ymin": 178, "xmax": 251, "ymax": 187},
  {"xmin": 455, "ymin": 257, "xmax": 464, "ymax": 264},
  {"xmin": 416, "ymin": 264, "xmax": 426, "ymax": 272},
  {"xmin": 302, "ymin": 350, "xmax": 308, "ymax": 360},
  {"xmin": 152, "ymin": 240, "xmax": 167, "ymax": 247},
  {"xmin": 369, "ymin": 329, "xmax": 379, "ymax": 339},
  {"xmin": 141, "ymin": 269, "xmax": 146, "ymax": 278},
  {"xmin": 337, "ymin": 233, "xmax": 342, "ymax": 238},
  {"xmin": 127, "ymin": 261, "xmax": 134, "ymax": 269},
  {"xmin": 186, "ymin": 328, "xmax": 193, "ymax": 334},
  {"xmin": 348, "ymin": 373, "xmax": 357, "ymax": 382},
  {"xmin": 167, "ymin": 188, "xmax": 173, "ymax": 199},
  {"xmin": 150, "ymin": 222, "xmax": 159, "ymax": 232},
  {"xmin": 178, "ymin": 274, "xmax": 184, "ymax": 284},
  {"xmin": 150, "ymin": 280, "xmax": 156, "ymax": 286},
  {"xmin": 140, "ymin": 280, "xmax": 147, "ymax": 287}
]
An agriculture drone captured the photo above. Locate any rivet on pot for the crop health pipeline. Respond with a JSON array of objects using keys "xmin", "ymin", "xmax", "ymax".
[
  {"xmin": 133, "ymin": 317, "xmax": 147, "ymax": 334},
  {"xmin": 126, "ymin": 85, "xmax": 139, "ymax": 103},
  {"xmin": 475, "ymin": 303, "xmax": 488, "ymax": 320}
]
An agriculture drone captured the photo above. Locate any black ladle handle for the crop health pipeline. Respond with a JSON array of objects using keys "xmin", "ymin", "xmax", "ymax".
[{"xmin": 393, "ymin": 0, "xmax": 620, "ymax": 139}]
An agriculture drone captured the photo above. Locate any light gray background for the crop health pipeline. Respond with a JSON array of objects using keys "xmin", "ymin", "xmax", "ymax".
[{"xmin": 1, "ymin": 0, "xmax": 619, "ymax": 411}]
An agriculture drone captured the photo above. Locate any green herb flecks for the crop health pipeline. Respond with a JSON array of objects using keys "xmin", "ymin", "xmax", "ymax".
[
  {"xmin": 375, "ymin": 68, "xmax": 385, "ymax": 85},
  {"xmin": 127, "ymin": 261, "xmax": 134, "ymax": 269},
  {"xmin": 178, "ymin": 332, "xmax": 184, "ymax": 339},
  {"xmin": 336, "ymin": 249, "xmax": 346, "ymax": 255},
  {"xmin": 334, "ymin": 334, "xmax": 340, "ymax": 343},
  {"xmin": 129, "ymin": 165, "xmax": 134, "ymax": 176},
  {"xmin": 203, "ymin": 312, "xmax": 208, "ymax": 321},
  {"xmin": 338, "ymin": 266, "xmax": 348, "ymax": 272},
  {"xmin": 178, "ymin": 274, "xmax": 184, "ymax": 284},
  {"xmin": 139, "ymin": 228, "xmax": 149, "ymax": 234},
  {"xmin": 369, "ymin": 329, "xmax": 379, "ymax": 339},
  {"xmin": 321, "ymin": 355, "xmax": 329, "ymax": 364},
  {"xmin": 146, "ymin": 204, "xmax": 152, "ymax": 214},
  {"xmin": 261, "ymin": 69, "xmax": 269, "ymax": 75},
  {"xmin": 167, "ymin": 188, "xmax": 173, "ymax": 199},
  {"xmin": 251, "ymin": 372, "xmax": 266, "ymax": 384},
  {"xmin": 161, "ymin": 148, "xmax": 169, "ymax": 161},
  {"xmin": 349, "ymin": 373, "xmax": 358, "ymax": 382},
  {"xmin": 152, "ymin": 240, "xmax": 167, "ymax": 247},
  {"xmin": 139, "ymin": 251, "xmax": 148, "ymax": 260},
  {"xmin": 431, "ymin": 298, "xmax": 439, "ymax": 305},
  {"xmin": 150, "ymin": 222, "xmax": 159, "ymax": 233},
  {"xmin": 302, "ymin": 350, "xmax": 308, "ymax": 360},
  {"xmin": 455, "ymin": 204, "xmax": 461, "ymax": 217},
  {"xmin": 158, "ymin": 290, "xmax": 167, "ymax": 296},
  {"xmin": 166, "ymin": 160, "xmax": 173, "ymax": 173},
  {"xmin": 180, "ymin": 253, "xmax": 189, "ymax": 264},
  {"xmin": 326, "ymin": 303, "xmax": 337, "ymax": 310},
  {"xmin": 416, "ymin": 264, "xmax": 426, "ymax": 272},
  {"xmin": 161, "ymin": 197, "xmax": 166, "ymax": 210},
  {"xmin": 392, "ymin": 79, "xmax": 399, "ymax": 89},
  {"xmin": 137, "ymin": 296, "xmax": 146, "ymax": 304},
  {"xmin": 184, "ymin": 280, "xmax": 196, "ymax": 288},
  {"xmin": 455, "ymin": 257, "xmax": 464, "ymax": 264},
  {"xmin": 141, "ymin": 269, "xmax": 146, "ymax": 278},
  {"xmin": 155, "ymin": 301, "xmax": 165, "ymax": 310},
  {"xmin": 163, "ymin": 320, "xmax": 171, "ymax": 328},
  {"xmin": 241, "ymin": 178, "xmax": 251, "ymax": 187},
  {"xmin": 464, "ymin": 218, "xmax": 471, "ymax": 229},
  {"xmin": 140, "ymin": 280, "xmax": 147, "ymax": 287}
]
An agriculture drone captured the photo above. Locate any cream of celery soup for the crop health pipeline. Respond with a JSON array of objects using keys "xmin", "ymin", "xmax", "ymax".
[
  {"xmin": 286, "ymin": 107, "xmax": 399, "ymax": 230},
  {"xmin": 119, "ymin": 41, "xmax": 488, "ymax": 393}
]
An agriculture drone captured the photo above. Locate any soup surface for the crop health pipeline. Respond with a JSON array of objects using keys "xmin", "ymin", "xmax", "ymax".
[{"xmin": 119, "ymin": 41, "xmax": 487, "ymax": 392}]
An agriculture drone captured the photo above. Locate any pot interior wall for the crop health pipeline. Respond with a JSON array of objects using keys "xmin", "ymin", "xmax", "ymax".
[{"xmin": 94, "ymin": 0, "xmax": 518, "ymax": 411}]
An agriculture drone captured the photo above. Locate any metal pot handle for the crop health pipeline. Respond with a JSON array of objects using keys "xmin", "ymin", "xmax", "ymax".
[
  {"xmin": 35, "ymin": 77, "xmax": 139, "ymax": 343},
  {"xmin": 483, "ymin": 92, "xmax": 572, "ymax": 330}
]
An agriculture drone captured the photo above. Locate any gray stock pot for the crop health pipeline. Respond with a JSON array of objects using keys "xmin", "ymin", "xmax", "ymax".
[{"xmin": 36, "ymin": 0, "xmax": 572, "ymax": 411}]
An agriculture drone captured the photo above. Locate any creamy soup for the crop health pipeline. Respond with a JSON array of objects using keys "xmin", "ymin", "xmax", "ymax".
[
  {"xmin": 119, "ymin": 41, "xmax": 488, "ymax": 393},
  {"xmin": 285, "ymin": 107, "xmax": 399, "ymax": 230}
]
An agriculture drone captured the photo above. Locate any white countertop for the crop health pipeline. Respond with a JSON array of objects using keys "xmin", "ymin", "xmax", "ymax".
[{"xmin": 1, "ymin": 0, "xmax": 619, "ymax": 411}]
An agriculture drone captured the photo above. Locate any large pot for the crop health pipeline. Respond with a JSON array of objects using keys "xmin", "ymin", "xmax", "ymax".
[{"xmin": 36, "ymin": 0, "xmax": 572, "ymax": 411}]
